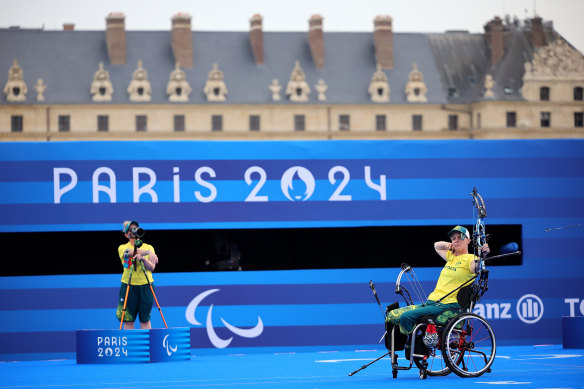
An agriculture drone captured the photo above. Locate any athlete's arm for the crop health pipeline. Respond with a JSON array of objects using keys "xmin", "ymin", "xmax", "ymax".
[{"xmin": 434, "ymin": 241, "xmax": 452, "ymax": 261}]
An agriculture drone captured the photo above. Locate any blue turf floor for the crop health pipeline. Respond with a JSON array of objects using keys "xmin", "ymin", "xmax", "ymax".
[{"xmin": 1, "ymin": 345, "xmax": 583, "ymax": 388}]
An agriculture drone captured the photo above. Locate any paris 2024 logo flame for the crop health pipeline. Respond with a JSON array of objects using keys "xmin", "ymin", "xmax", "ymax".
[{"xmin": 281, "ymin": 166, "xmax": 315, "ymax": 201}]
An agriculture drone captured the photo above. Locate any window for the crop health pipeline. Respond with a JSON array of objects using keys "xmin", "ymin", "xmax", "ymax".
[
  {"xmin": 249, "ymin": 115, "xmax": 260, "ymax": 131},
  {"xmin": 540, "ymin": 87, "xmax": 550, "ymax": 101},
  {"xmin": 575, "ymin": 112, "xmax": 583, "ymax": 128},
  {"xmin": 540, "ymin": 112, "xmax": 551, "ymax": 127},
  {"xmin": 11, "ymin": 115, "xmax": 23, "ymax": 132},
  {"xmin": 58, "ymin": 115, "xmax": 70, "ymax": 132},
  {"xmin": 339, "ymin": 115, "xmax": 350, "ymax": 131},
  {"xmin": 212, "ymin": 115, "xmax": 223, "ymax": 131},
  {"xmin": 97, "ymin": 115, "xmax": 109, "ymax": 132},
  {"xmin": 174, "ymin": 115, "xmax": 185, "ymax": 132},
  {"xmin": 448, "ymin": 115, "xmax": 458, "ymax": 130},
  {"xmin": 136, "ymin": 115, "xmax": 147, "ymax": 132},
  {"xmin": 412, "ymin": 115, "xmax": 423, "ymax": 131},
  {"xmin": 294, "ymin": 115, "xmax": 305, "ymax": 131},
  {"xmin": 506, "ymin": 112, "xmax": 517, "ymax": 128},
  {"xmin": 574, "ymin": 87, "xmax": 583, "ymax": 101},
  {"xmin": 376, "ymin": 115, "xmax": 386, "ymax": 131},
  {"xmin": 448, "ymin": 88, "xmax": 459, "ymax": 98}
]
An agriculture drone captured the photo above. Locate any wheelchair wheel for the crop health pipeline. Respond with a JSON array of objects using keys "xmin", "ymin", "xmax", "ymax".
[
  {"xmin": 409, "ymin": 328, "xmax": 451, "ymax": 376},
  {"xmin": 441, "ymin": 312, "xmax": 496, "ymax": 378}
]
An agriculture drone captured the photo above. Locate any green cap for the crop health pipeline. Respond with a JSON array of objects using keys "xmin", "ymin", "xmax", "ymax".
[
  {"xmin": 122, "ymin": 220, "xmax": 139, "ymax": 233},
  {"xmin": 448, "ymin": 225, "xmax": 470, "ymax": 240}
]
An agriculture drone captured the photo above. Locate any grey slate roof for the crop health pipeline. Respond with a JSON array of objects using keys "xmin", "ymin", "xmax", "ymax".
[{"xmin": 0, "ymin": 23, "xmax": 558, "ymax": 105}]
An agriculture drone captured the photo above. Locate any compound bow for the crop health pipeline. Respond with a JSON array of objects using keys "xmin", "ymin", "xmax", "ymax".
[{"xmin": 470, "ymin": 187, "xmax": 490, "ymax": 302}]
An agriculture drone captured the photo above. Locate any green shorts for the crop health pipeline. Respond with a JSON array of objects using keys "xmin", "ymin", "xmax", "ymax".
[{"xmin": 116, "ymin": 282, "xmax": 154, "ymax": 323}]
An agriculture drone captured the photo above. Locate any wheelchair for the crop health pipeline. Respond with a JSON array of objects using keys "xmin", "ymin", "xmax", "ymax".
[
  {"xmin": 349, "ymin": 263, "xmax": 498, "ymax": 379},
  {"xmin": 384, "ymin": 265, "xmax": 496, "ymax": 379}
]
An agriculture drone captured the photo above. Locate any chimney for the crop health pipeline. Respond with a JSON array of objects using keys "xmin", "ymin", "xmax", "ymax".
[
  {"xmin": 373, "ymin": 15, "xmax": 393, "ymax": 70},
  {"xmin": 171, "ymin": 13, "xmax": 193, "ymax": 68},
  {"xmin": 484, "ymin": 16, "xmax": 504, "ymax": 66},
  {"xmin": 63, "ymin": 23, "xmax": 75, "ymax": 31},
  {"xmin": 249, "ymin": 14, "xmax": 264, "ymax": 65},
  {"xmin": 308, "ymin": 14, "xmax": 325, "ymax": 69},
  {"xmin": 531, "ymin": 17, "xmax": 547, "ymax": 48},
  {"xmin": 105, "ymin": 13, "xmax": 126, "ymax": 65}
]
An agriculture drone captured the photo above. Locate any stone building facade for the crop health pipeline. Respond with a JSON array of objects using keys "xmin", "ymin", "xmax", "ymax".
[{"xmin": 1, "ymin": 13, "xmax": 583, "ymax": 141}]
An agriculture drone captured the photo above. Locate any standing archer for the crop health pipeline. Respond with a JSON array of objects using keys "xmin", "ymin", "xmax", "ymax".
[
  {"xmin": 116, "ymin": 220, "xmax": 159, "ymax": 329},
  {"xmin": 386, "ymin": 225, "xmax": 489, "ymax": 335}
]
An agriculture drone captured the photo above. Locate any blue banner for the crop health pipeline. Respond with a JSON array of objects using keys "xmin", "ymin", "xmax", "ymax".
[
  {"xmin": 1, "ymin": 267, "xmax": 583, "ymax": 361},
  {"xmin": 0, "ymin": 139, "xmax": 583, "ymax": 360},
  {"xmin": 0, "ymin": 139, "xmax": 582, "ymax": 232}
]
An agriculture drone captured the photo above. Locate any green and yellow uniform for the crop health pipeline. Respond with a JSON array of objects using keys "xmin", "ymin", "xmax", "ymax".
[{"xmin": 115, "ymin": 242, "xmax": 156, "ymax": 323}]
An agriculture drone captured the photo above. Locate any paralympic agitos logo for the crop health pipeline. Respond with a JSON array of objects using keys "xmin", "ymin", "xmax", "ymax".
[{"xmin": 185, "ymin": 289, "xmax": 264, "ymax": 348}]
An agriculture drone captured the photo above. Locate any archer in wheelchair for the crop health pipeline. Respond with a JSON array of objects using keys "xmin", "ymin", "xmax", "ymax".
[
  {"xmin": 387, "ymin": 225, "xmax": 484, "ymax": 338},
  {"xmin": 349, "ymin": 188, "xmax": 521, "ymax": 379}
]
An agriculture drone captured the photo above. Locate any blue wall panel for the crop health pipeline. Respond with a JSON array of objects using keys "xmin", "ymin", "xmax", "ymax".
[{"xmin": 0, "ymin": 139, "xmax": 583, "ymax": 360}]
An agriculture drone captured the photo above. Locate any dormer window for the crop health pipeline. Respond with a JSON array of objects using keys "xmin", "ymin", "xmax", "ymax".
[
  {"xmin": 167, "ymin": 63, "xmax": 191, "ymax": 102},
  {"xmin": 90, "ymin": 62, "xmax": 113, "ymax": 102},
  {"xmin": 128, "ymin": 60, "xmax": 152, "ymax": 102},
  {"xmin": 404, "ymin": 63, "xmax": 428, "ymax": 102},
  {"xmin": 368, "ymin": 63, "xmax": 389, "ymax": 103},
  {"xmin": 286, "ymin": 61, "xmax": 310, "ymax": 102},
  {"xmin": 204, "ymin": 63, "xmax": 228, "ymax": 102},
  {"xmin": 3, "ymin": 59, "xmax": 28, "ymax": 102}
]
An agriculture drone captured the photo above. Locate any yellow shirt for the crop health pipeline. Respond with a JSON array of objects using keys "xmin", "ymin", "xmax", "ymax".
[
  {"xmin": 118, "ymin": 242, "xmax": 155, "ymax": 285},
  {"xmin": 427, "ymin": 251, "xmax": 475, "ymax": 304}
]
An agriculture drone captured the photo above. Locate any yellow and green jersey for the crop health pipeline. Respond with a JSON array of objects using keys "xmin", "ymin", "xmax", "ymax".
[
  {"xmin": 118, "ymin": 242, "xmax": 155, "ymax": 285},
  {"xmin": 427, "ymin": 251, "xmax": 475, "ymax": 304}
]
